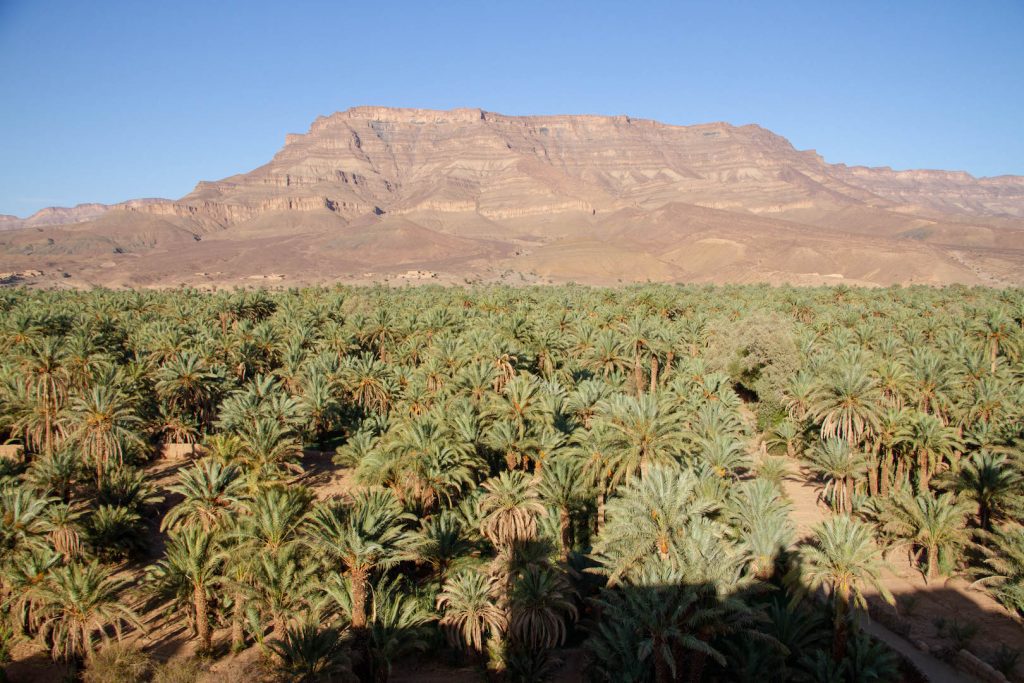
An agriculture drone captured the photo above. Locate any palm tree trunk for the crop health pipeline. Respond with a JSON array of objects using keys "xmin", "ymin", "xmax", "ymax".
[
  {"xmin": 649, "ymin": 354, "xmax": 659, "ymax": 394},
  {"xmin": 688, "ymin": 650, "xmax": 708, "ymax": 683},
  {"xmin": 867, "ymin": 450, "xmax": 879, "ymax": 497},
  {"xmin": 832, "ymin": 585, "xmax": 850, "ymax": 660},
  {"xmin": 351, "ymin": 567, "xmax": 369, "ymax": 629},
  {"xmin": 926, "ymin": 544, "xmax": 938, "ymax": 583},
  {"xmin": 918, "ymin": 451, "xmax": 931, "ymax": 493},
  {"xmin": 559, "ymin": 507, "xmax": 572, "ymax": 563},
  {"xmin": 654, "ymin": 636, "xmax": 670, "ymax": 683},
  {"xmin": 596, "ymin": 483, "xmax": 606, "ymax": 534},
  {"xmin": 633, "ymin": 349, "xmax": 645, "ymax": 396},
  {"xmin": 231, "ymin": 591, "xmax": 245, "ymax": 651},
  {"xmin": 194, "ymin": 582, "xmax": 211, "ymax": 651},
  {"xmin": 880, "ymin": 449, "xmax": 891, "ymax": 496},
  {"xmin": 895, "ymin": 456, "xmax": 905, "ymax": 492}
]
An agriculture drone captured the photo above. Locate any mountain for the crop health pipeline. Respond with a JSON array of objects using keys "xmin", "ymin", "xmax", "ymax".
[{"xmin": 3, "ymin": 106, "xmax": 1023, "ymax": 288}]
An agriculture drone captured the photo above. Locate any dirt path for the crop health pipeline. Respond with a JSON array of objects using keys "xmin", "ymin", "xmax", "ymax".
[{"xmin": 782, "ymin": 470, "xmax": 1024, "ymax": 682}]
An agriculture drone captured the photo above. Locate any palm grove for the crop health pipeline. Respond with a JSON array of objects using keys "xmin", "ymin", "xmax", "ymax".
[{"xmin": 0, "ymin": 283, "xmax": 1022, "ymax": 682}]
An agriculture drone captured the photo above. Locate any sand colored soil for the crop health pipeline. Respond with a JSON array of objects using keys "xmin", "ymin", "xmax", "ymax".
[{"xmin": 783, "ymin": 470, "xmax": 1024, "ymax": 682}]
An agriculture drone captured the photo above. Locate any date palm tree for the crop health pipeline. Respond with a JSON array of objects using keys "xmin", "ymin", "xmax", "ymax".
[
  {"xmin": 306, "ymin": 489, "xmax": 414, "ymax": 629},
  {"xmin": 872, "ymin": 491, "xmax": 972, "ymax": 582},
  {"xmin": 18, "ymin": 336, "xmax": 70, "ymax": 457},
  {"xmin": 808, "ymin": 439, "xmax": 866, "ymax": 514},
  {"xmin": 251, "ymin": 544, "xmax": 319, "ymax": 640},
  {"xmin": 0, "ymin": 484, "xmax": 54, "ymax": 559},
  {"xmin": 1, "ymin": 547, "xmax": 62, "ymax": 636},
  {"xmin": 972, "ymin": 523, "xmax": 1024, "ymax": 616},
  {"xmin": 898, "ymin": 411, "xmax": 961, "ymax": 493},
  {"xmin": 478, "ymin": 470, "xmax": 547, "ymax": 551},
  {"xmin": 508, "ymin": 565, "xmax": 577, "ymax": 649},
  {"xmin": 588, "ymin": 563, "xmax": 743, "ymax": 683},
  {"xmin": 267, "ymin": 621, "xmax": 353, "ymax": 683},
  {"xmin": 365, "ymin": 578, "xmax": 434, "ymax": 683},
  {"xmin": 63, "ymin": 384, "xmax": 143, "ymax": 482},
  {"xmin": 537, "ymin": 457, "xmax": 589, "ymax": 562},
  {"xmin": 810, "ymin": 363, "xmax": 885, "ymax": 446},
  {"xmin": 599, "ymin": 393, "xmax": 685, "ymax": 485},
  {"xmin": 33, "ymin": 560, "xmax": 143, "ymax": 663},
  {"xmin": 727, "ymin": 479, "xmax": 794, "ymax": 579},
  {"xmin": 942, "ymin": 451, "xmax": 1023, "ymax": 530},
  {"xmin": 592, "ymin": 464, "xmax": 720, "ymax": 584},
  {"xmin": 793, "ymin": 515, "xmax": 892, "ymax": 660},
  {"xmin": 160, "ymin": 459, "xmax": 248, "ymax": 532},
  {"xmin": 437, "ymin": 569, "xmax": 507, "ymax": 654},
  {"xmin": 403, "ymin": 510, "xmax": 474, "ymax": 587},
  {"xmin": 149, "ymin": 527, "xmax": 226, "ymax": 651},
  {"xmin": 154, "ymin": 351, "xmax": 222, "ymax": 432}
]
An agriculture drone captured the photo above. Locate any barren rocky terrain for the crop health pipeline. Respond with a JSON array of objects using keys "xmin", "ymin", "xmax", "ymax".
[{"xmin": 3, "ymin": 106, "xmax": 1023, "ymax": 288}]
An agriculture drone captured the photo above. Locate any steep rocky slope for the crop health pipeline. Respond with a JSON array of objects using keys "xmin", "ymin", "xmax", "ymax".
[{"xmin": 3, "ymin": 106, "xmax": 1023, "ymax": 288}]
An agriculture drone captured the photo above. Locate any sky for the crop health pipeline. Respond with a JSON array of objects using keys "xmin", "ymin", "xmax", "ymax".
[{"xmin": 0, "ymin": 0, "xmax": 1022, "ymax": 217}]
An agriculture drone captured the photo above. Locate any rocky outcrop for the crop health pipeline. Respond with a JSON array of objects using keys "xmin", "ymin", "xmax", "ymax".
[{"xmin": 103, "ymin": 106, "xmax": 1024, "ymax": 233}]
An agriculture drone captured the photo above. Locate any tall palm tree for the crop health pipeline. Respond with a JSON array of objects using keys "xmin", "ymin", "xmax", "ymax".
[
  {"xmin": 810, "ymin": 363, "xmax": 885, "ymax": 446},
  {"xmin": 599, "ymin": 393, "xmax": 684, "ymax": 485},
  {"xmin": 231, "ymin": 486, "xmax": 310, "ymax": 554},
  {"xmin": 727, "ymin": 479, "xmax": 794, "ymax": 579},
  {"xmin": 508, "ymin": 565, "xmax": 577, "ymax": 649},
  {"xmin": 250, "ymin": 544, "xmax": 319, "ymax": 639},
  {"xmin": 872, "ymin": 491, "xmax": 972, "ymax": 582},
  {"xmin": 808, "ymin": 439, "xmax": 867, "ymax": 514},
  {"xmin": 437, "ymin": 569, "xmax": 507, "ymax": 654},
  {"xmin": 160, "ymin": 459, "xmax": 248, "ymax": 532},
  {"xmin": 63, "ymin": 384, "xmax": 143, "ymax": 482},
  {"xmin": 478, "ymin": 470, "xmax": 546, "ymax": 551},
  {"xmin": 19, "ymin": 336, "xmax": 70, "ymax": 457},
  {"xmin": 793, "ymin": 515, "xmax": 893, "ymax": 660},
  {"xmin": 970, "ymin": 309, "xmax": 1018, "ymax": 373},
  {"xmin": 942, "ymin": 451, "xmax": 1023, "ymax": 530},
  {"xmin": 591, "ymin": 464, "xmax": 720, "ymax": 584},
  {"xmin": 537, "ymin": 457, "xmax": 589, "ymax": 562},
  {"xmin": 149, "ymin": 527, "xmax": 226, "ymax": 651},
  {"xmin": 33, "ymin": 560, "xmax": 143, "ymax": 663},
  {"xmin": 305, "ymin": 488, "xmax": 414, "ymax": 629},
  {"xmin": 898, "ymin": 411, "xmax": 961, "ymax": 493},
  {"xmin": 236, "ymin": 417, "xmax": 304, "ymax": 486},
  {"xmin": 154, "ymin": 351, "xmax": 222, "ymax": 432}
]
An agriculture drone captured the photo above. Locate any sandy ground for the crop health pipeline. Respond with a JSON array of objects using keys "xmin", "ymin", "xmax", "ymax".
[{"xmin": 783, "ymin": 469, "xmax": 1024, "ymax": 682}]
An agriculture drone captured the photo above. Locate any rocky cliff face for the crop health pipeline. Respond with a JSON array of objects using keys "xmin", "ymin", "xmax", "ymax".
[{"xmin": 3, "ymin": 107, "xmax": 1023, "ymax": 288}]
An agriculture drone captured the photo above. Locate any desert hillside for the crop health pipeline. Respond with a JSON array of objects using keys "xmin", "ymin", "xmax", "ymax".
[{"xmin": 3, "ymin": 106, "xmax": 1023, "ymax": 288}]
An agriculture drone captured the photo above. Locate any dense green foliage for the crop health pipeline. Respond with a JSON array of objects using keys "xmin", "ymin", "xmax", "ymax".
[{"xmin": 0, "ymin": 283, "xmax": 1022, "ymax": 681}]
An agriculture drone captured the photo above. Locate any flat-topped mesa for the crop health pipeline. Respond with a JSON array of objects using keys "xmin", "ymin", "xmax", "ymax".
[
  {"xmin": 12, "ymin": 107, "xmax": 1024, "ymax": 245},
  {"xmin": 310, "ymin": 106, "xmax": 485, "ymax": 131}
]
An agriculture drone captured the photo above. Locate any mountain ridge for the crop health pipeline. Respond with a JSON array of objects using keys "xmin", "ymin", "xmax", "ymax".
[{"xmin": 2, "ymin": 106, "xmax": 1023, "ymax": 288}]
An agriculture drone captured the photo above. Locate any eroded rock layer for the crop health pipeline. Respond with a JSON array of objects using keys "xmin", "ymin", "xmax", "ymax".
[{"xmin": 3, "ymin": 106, "xmax": 1023, "ymax": 288}]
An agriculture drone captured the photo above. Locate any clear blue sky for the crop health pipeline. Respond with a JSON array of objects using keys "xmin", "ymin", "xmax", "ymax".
[{"xmin": 1, "ymin": 0, "xmax": 1022, "ymax": 217}]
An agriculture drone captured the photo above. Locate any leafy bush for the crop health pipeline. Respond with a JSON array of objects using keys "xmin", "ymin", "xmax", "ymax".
[{"xmin": 86, "ymin": 504, "xmax": 146, "ymax": 559}]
